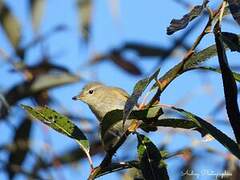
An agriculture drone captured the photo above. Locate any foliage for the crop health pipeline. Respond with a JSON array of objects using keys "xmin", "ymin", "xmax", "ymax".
[{"xmin": 1, "ymin": 0, "xmax": 240, "ymax": 179}]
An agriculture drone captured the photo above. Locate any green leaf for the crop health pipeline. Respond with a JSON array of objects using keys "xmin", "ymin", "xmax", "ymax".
[
  {"xmin": 122, "ymin": 42, "xmax": 169, "ymax": 57},
  {"xmin": 137, "ymin": 133, "xmax": 169, "ymax": 180},
  {"xmin": 183, "ymin": 35, "xmax": 240, "ymax": 69},
  {"xmin": 169, "ymin": 106, "xmax": 240, "ymax": 159},
  {"xmin": 221, "ymin": 32, "xmax": 240, "ymax": 52},
  {"xmin": 167, "ymin": 1, "xmax": 208, "ymax": 35},
  {"xmin": 78, "ymin": 0, "xmax": 91, "ymax": 42},
  {"xmin": 227, "ymin": 0, "xmax": 240, "ymax": 25},
  {"xmin": 30, "ymin": 72, "xmax": 80, "ymax": 92},
  {"xmin": 101, "ymin": 106, "xmax": 162, "ymax": 140},
  {"xmin": 183, "ymin": 45, "xmax": 218, "ymax": 69},
  {"xmin": 95, "ymin": 161, "xmax": 139, "ymax": 178},
  {"xmin": 186, "ymin": 66, "xmax": 240, "ymax": 82},
  {"xmin": 151, "ymin": 35, "xmax": 240, "ymax": 92},
  {"xmin": 149, "ymin": 118, "xmax": 207, "ymax": 137},
  {"xmin": 7, "ymin": 118, "xmax": 32, "ymax": 179},
  {"xmin": 30, "ymin": 0, "xmax": 45, "ymax": 31},
  {"xmin": 20, "ymin": 105, "xmax": 92, "ymax": 165},
  {"xmin": 123, "ymin": 68, "xmax": 160, "ymax": 126},
  {"xmin": 0, "ymin": 1, "xmax": 21, "ymax": 48},
  {"xmin": 5, "ymin": 72, "xmax": 79, "ymax": 106},
  {"xmin": 110, "ymin": 50, "xmax": 142, "ymax": 76},
  {"xmin": 214, "ymin": 28, "xmax": 240, "ymax": 144}
]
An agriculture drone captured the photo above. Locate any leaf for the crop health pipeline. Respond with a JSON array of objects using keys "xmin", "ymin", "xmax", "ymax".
[
  {"xmin": 1, "ymin": 62, "xmax": 77, "ymax": 118},
  {"xmin": 0, "ymin": 1, "xmax": 21, "ymax": 48},
  {"xmin": 151, "ymin": 35, "xmax": 240, "ymax": 92},
  {"xmin": 187, "ymin": 66, "xmax": 240, "ymax": 82},
  {"xmin": 101, "ymin": 106, "xmax": 162, "ymax": 139},
  {"xmin": 21, "ymin": 105, "xmax": 92, "ymax": 166},
  {"xmin": 214, "ymin": 27, "xmax": 240, "ymax": 144},
  {"xmin": 166, "ymin": 1, "xmax": 208, "ymax": 35},
  {"xmin": 137, "ymin": 133, "xmax": 169, "ymax": 180},
  {"xmin": 222, "ymin": 32, "xmax": 240, "ymax": 52},
  {"xmin": 89, "ymin": 51, "xmax": 142, "ymax": 75},
  {"xmin": 32, "ymin": 73, "xmax": 78, "ymax": 92},
  {"xmin": 95, "ymin": 161, "xmax": 139, "ymax": 178},
  {"xmin": 149, "ymin": 118, "xmax": 207, "ymax": 137},
  {"xmin": 123, "ymin": 68, "xmax": 160, "ymax": 126},
  {"xmin": 7, "ymin": 118, "xmax": 32, "ymax": 179},
  {"xmin": 30, "ymin": 0, "xmax": 45, "ymax": 31},
  {"xmin": 183, "ymin": 35, "xmax": 240, "ymax": 69},
  {"xmin": 150, "ymin": 44, "xmax": 218, "ymax": 92},
  {"xmin": 78, "ymin": 0, "xmax": 92, "ymax": 42},
  {"xmin": 13, "ymin": 60, "xmax": 69, "ymax": 77},
  {"xmin": 182, "ymin": 34, "xmax": 240, "ymax": 69},
  {"xmin": 227, "ymin": 0, "xmax": 240, "ymax": 25},
  {"xmin": 170, "ymin": 106, "xmax": 240, "ymax": 159},
  {"xmin": 110, "ymin": 50, "xmax": 142, "ymax": 75},
  {"xmin": 5, "ymin": 72, "xmax": 79, "ymax": 106},
  {"xmin": 0, "ymin": 93, "xmax": 10, "ymax": 117},
  {"xmin": 92, "ymin": 151, "xmax": 169, "ymax": 179},
  {"xmin": 122, "ymin": 42, "xmax": 168, "ymax": 57},
  {"xmin": 183, "ymin": 44, "xmax": 218, "ymax": 69}
]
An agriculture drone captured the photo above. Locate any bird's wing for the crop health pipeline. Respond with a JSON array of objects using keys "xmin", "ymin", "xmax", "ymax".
[{"xmin": 110, "ymin": 87, "xmax": 129, "ymax": 99}]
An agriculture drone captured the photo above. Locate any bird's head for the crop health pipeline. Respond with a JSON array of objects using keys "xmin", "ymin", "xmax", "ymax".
[{"xmin": 72, "ymin": 82, "xmax": 104, "ymax": 106}]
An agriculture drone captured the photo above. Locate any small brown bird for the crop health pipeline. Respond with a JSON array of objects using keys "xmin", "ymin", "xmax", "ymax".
[{"xmin": 72, "ymin": 82, "xmax": 131, "ymax": 151}]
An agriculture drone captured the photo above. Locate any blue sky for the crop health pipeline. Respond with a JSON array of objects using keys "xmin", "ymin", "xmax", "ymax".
[{"xmin": 1, "ymin": 0, "xmax": 239, "ymax": 179}]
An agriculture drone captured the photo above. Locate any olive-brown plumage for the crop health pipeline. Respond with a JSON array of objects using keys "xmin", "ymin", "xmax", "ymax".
[{"xmin": 72, "ymin": 82, "xmax": 131, "ymax": 151}]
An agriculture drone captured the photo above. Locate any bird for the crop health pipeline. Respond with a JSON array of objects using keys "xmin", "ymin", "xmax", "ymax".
[{"xmin": 72, "ymin": 82, "xmax": 132, "ymax": 151}]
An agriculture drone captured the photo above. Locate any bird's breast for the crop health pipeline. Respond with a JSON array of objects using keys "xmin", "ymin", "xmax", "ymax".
[{"xmin": 89, "ymin": 96, "xmax": 126, "ymax": 121}]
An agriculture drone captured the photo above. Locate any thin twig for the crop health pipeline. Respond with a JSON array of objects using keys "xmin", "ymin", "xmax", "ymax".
[{"xmin": 88, "ymin": 130, "xmax": 131, "ymax": 179}]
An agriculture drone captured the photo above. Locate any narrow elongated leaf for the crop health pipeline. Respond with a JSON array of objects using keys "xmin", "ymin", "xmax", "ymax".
[
  {"xmin": 0, "ymin": 93, "xmax": 10, "ymax": 117},
  {"xmin": 137, "ymin": 133, "xmax": 169, "ymax": 180},
  {"xmin": 150, "ymin": 45, "xmax": 218, "ymax": 92},
  {"xmin": 227, "ymin": 0, "xmax": 240, "ymax": 25},
  {"xmin": 222, "ymin": 32, "xmax": 240, "ymax": 52},
  {"xmin": 30, "ymin": 0, "xmax": 45, "ymax": 31},
  {"xmin": 1, "ymin": 72, "xmax": 79, "ymax": 119},
  {"xmin": 183, "ymin": 34, "xmax": 240, "ymax": 70},
  {"xmin": 95, "ymin": 161, "xmax": 139, "ymax": 178},
  {"xmin": 21, "ymin": 105, "xmax": 91, "ymax": 165},
  {"xmin": 5, "ymin": 72, "xmax": 79, "ymax": 106},
  {"xmin": 0, "ymin": 1, "xmax": 21, "ymax": 48},
  {"xmin": 123, "ymin": 68, "xmax": 160, "ymax": 126},
  {"xmin": 149, "ymin": 35, "xmax": 240, "ymax": 107},
  {"xmin": 150, "ymin": 118, "xmax": 207, "ymax": 137},
  {"xmin": 122, "ymin": 42, "xmax": 168, "ymax": 57},
  {"xmin": 89, "ymin": 51, "xmax": 142, "ymax": 75},
  {"xmin": 214, "ymin": 27, "xmax": 240, "ymax": 144},
  {"xmin": 101, "ymin": 106, "xmax": 162, "ymax": 139},
  {"xmin": 167, "ymin": 1, "xmax": 208, "ymax": 35},
  {"xmin": 90, "ymin": 151, "xmax": 169, "ymax": 179},
  {"xmin": 183, "ymin": 35, "xmax": 240, "ymax": 69},
  {"xmin": 78, "ymin": 0, "xmax": 91, "ymax": 42},
  {"xmin": 187, "ymin": 66, "xmax": 240, "ymax": 82},
  {"xmin": 30, "ymin": 73, "xmax": 79, "ymax": 92},
  {"xmin": 110, "ymin": 50, "xmax": 142, "ymax": 75},
  {"xmin": 22, "ymin": 60, "xmax": 70, "ymax": 77},
  {"xmin": 184, "ymin": 44, "xmax": 218, "ymax": 69},
  {"xmin": 169, "ymin": 106, "xmax": 240, "ymax": 159},
  {"xmin": 151, "ymin": 35, "xmax": 240, "ymax": 92},
  {"xmin": 7, "ymin": 118, "xmax": 32, "ymax": 179}
]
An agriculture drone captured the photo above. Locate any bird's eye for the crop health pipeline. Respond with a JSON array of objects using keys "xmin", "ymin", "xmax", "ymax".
[{"xmin": 88, "ymin": 89, "xmax": 94, "ymax": 94}]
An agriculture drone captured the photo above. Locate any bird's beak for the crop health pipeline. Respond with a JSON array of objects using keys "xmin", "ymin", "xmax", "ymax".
[{"xmin": 72, "ymin": 94, "xmax": 82, "ymax": 101}]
